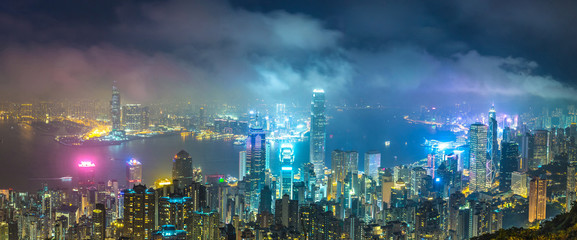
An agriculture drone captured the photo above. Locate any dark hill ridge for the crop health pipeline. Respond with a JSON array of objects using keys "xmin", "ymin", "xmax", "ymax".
[{"xmin": 474, "ymin": 202, "xmax": 577, "ymax": 240}]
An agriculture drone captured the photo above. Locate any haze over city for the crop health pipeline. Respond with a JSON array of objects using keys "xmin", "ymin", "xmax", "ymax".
[{"xmin": 2, "ymin": 1, "xmax": 577, "ymax": 240}]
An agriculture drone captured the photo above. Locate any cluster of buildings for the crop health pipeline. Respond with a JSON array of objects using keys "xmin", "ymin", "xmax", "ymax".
[{"xmin": 4, "ymin": 86, "xmax": 577, "ymax": 239}]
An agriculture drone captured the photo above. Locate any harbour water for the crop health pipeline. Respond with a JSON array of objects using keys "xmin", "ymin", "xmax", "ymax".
[{"xmin": 0, "ymin": 108, "xmax": 455, "ymax": 192}]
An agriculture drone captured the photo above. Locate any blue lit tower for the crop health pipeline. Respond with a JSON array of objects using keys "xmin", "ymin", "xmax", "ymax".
[
  {"xmin": 246, "ymin": 119, "xmax": 267, "ymax": 212},
  {"xmin": 469, "ymin": 123, "xmax": 488, "ymax": 192},
  {"xmin": 280, "ymin": 143, "xmax": 295, "ymax": 198},
  {"xmin": 310, "ymin": 89, "xmax": 326, "ymax": 182},
  {"xmin": 110, "ymin": 82, "xmax": 121, "ymax": 131},
  {"xmin": 487, "ymin": 105, "xmax": 498, "ymax": 186}
]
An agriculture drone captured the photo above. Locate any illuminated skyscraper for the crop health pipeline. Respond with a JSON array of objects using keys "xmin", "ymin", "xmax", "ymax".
[
  {"xmin": 246, "ymin": 122, "xmax": 267, "ymax": 212},
  {"xmin": 469, "ymin": 123, "xmax": 488, "ymax": 192},
  {"xmin": 511, "ymin": 171, "xmax": 528, "ymax": 197},
  {"xmin": 110, "ymin": 83, "xmax": 121, "ymax": 131},
  {"xmin": 529, "ymin": 177, "xmax": 547, "ymax": 222},
  {"xmin": 239, "ymin": 151, "xmax": 247, "ymax": 181},
  {"xmin": 310, "ymin": 89, "xmax": 326, "ymax": 182},
  {"xmin": 172, "ymin": 150, "xmax": 193, "ymax": 188},
  {"xmin": 122, "ymin": 184, "xmax": 156, "ymax": 240},
  {"xmin": 127, "ymin": 158, "xmax": 142, "ymax": 185},
  {"xmin": 280, "ymin": 143, "xmax": 295, "ymax": 198},
  {"xmin": 364, "ymin": 151, "xmax": 381, "ymax": 180},
  {"xmin": 499, "ymin": 142, "xmax": 519, "ymax": 192},
  {"xmin": 78, "ymin": 161, "xmax": 96, "ymax": 187},
  {"xmin": 328, "ymin": 150, "xmax": 358, "ymax": 200},
  {"xmin": 93, "ymin": 203, "xmax": 106, "ymax": 240},
  {"xmin": 530, "ymin": 130, "xmax": 549, "ymax": 168},
  {"xmin": 487, "ymin": 106, "xmax": 498, "ymax": 186},
  {"xmin": 122, "ymin": 104, "xmax": 149, "ymax": 131}
]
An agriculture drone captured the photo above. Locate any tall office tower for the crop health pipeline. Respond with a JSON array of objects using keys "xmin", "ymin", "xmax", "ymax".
[
  {"xmin": 567, "ymin": 164, "xmax": 577, "ymax": 212},
  {"xmin": 172, "ymin": 150, "xmax": 193, "ymax": 188},
  {"xmin": 239, "ymin": 151, "xmax": 247, "ymax": 181},
  {"xmin": 259, "ymin": 186, "xmax": 273, "ymax": 213},
  {"xmin": 93, "ymin": 203, "xmax": 106, "ymax": 240},
  {"xmin": 110, "ymin": 83, "xmax": 121, "ymax": 131},
  {"xmin": 499, "ymin": 142, "xmax": 519, "ymax": 192},
  {"xmin": 158, "ymin": 195, "xmax": 193, "ymax": 230},
  {"xmin": 275, "ymin": 194, "xmax": 299, "ymax": 229},
  {"xmin": 364, "ymin": 151, "xmax": 381, "ymax": 180},
  {"xmin": 183, "ymin": 182, "xmax": 208, "ymax": 212},
  {"xmin": 530, "ymin": 130, "xmax": 550, "ymax": 168},
  {"xmin": 529, "ymin": 177, "xmax": 547, "ymax": 222},
  {"xmin": 310, "ymin": 89, "xmax": 327, "ymax": 182},
  {"xmin": 520, "ymin": 132, "xmax": 530, "ymax": 172},
  {"xmin": 246, "ymin": 123, "xmax": 267, "ymax": 212},
  {"xmin": 381, "ymin": 170, "xmax": 394, "ymax": 209},
  {"xmin": 469, "ymin": 123, "xmax": 488, "ymax": 192},
  {"xmin": 487, "ymin": 106, "xmax": 498, "ymax": 185},
  {"xmin": 329, "ymin": 150, "xmax": 359, "ymax": 200},
  {"xmin": 122, "ymin": 104, "xmax": 149, "ymax": 131},
  {"xmin": 280, "ymin": 143, "xmax": 295, "ymax": 198},
  {"xmin": 122, "ymin": 184, "xmax": 156, "ymax": 240},
  {"xmin": 127, "ymin": 158, "xmax": 142, "ymax": 185}
]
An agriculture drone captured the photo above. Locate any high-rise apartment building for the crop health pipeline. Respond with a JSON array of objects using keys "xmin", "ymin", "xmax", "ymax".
[{"xmin": 122, "ymin": 184, "xmax": 156, "ymax": 240}]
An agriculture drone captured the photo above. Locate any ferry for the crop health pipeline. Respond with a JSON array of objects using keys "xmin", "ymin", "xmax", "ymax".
[{"xmin": 233, "ymin": 137, "xmax": 246, "ymax": 146}]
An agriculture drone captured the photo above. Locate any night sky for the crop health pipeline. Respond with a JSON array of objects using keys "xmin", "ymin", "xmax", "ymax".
[{"xmin": 1, "ymin": 0, "xmax": 577, "ymax": 107}]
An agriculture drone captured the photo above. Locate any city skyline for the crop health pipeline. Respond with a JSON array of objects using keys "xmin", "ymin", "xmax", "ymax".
[{"xmin": 3, "ymin": 1, "xmax": 577, "ymax": 239}]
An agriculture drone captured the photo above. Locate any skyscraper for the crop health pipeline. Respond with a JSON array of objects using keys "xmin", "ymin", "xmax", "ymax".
[
  {"xmin": 469, "ymin": 123, "xmax": 488, "ymax": 192},
  {"xmin": 310, "ymin": 89, "xmax": 326, "ymax": 182},
  {"xmin": 122, "ymin": 184, "xmax": 156, "ymax": 240},
  {"xmin": 246, "ymin": 122, "xmax": 267, "ymax": 212},
  {"xmin": 239, "ymin": 151, "xmax": 246, "ymax": 181},
  {"xmin": 328, "ymin": 150, "xmax": 358, "ymax": 201},
  {"xmin": 172, "ymin": 150, "xmax": 193, "ymax": 188},
  {"xmin": 280, "ymin": 143, "xmax": 295, "ymax": 198},
  {"xmin": 127, "ymin": 158, "xmax": 142, "ymax": 185},
  {"xmin": 92, "ymin": 203, "xmax": 106, "ymax": 240},
  {"xmin": 122, "ymin": 104, "xmax": 149, "ymax": 131},
  {"xmin": 274, "ymin": 194, "xmax": 299, "ymax": 229},
  {"xmin": 499, "ymin": 142, "xmax": 519, "ymax": 192},
  {"xmin": 529, "ymin": 177, "xmax": 547, "ymax": 222},
  {"xmin": 110, "ymin": 83, "xmax": 121, "ymax": 131},
  {"xmin": 364, "ymin": 151, "xmax": 381, "ymax": 180},
  {"xmin": 530, "ymin": 130, "xmax": 550, "ymax": 168},
  {"xmin": 487, "ymin": 106, "xmax": 498, "ymax": 186}
]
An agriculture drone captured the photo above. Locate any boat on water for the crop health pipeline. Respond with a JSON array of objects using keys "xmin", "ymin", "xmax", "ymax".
[{"xmin": 233, "ymin": 137, "xmax": 246, "ymax": 146}]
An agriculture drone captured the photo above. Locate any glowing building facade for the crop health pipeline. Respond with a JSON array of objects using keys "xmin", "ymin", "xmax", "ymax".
[
  {"xmin": 310, "ymin": 89, "xmax": 326, "ymax": 183},
  {"xmin": 127, "ymin": 158, "xmax": 142, "ymax": 185},
  {"xmin": 246, "ymin": 123, "xmax": 267, "ymax": 212},
  {"xmin": 364, "ymin": 151, "xmax": 381, "ymax": 180},
  {"xmin": 122, "ymin": 184, "xmax": 156, "ymax": 240},
  {"xmin": 122, "ymin": 104, "xmax": 149, "ymax": 131},
  {"xmin": 280, "ymin": 143, "xmax": 295, "ymax": 198},
  {"xmin": 469, "ymin": 123, "xmax": 488, "ymax": 192},
  {"xmin": 110, "ymin": 83, "xmax": 121, "ymax": 131},
  {"xmin": 487, "ymin": 106, "xmax": 498, "ymax": 186},
  {"xmin": 529, "ymin": 177, "xmax": 547, "ymax": 222}
]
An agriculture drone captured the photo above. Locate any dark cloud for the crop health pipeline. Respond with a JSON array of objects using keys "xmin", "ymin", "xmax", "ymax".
[{"xmin": 0, "ymin": 0, "xmax": 576, "ymax": 107}]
